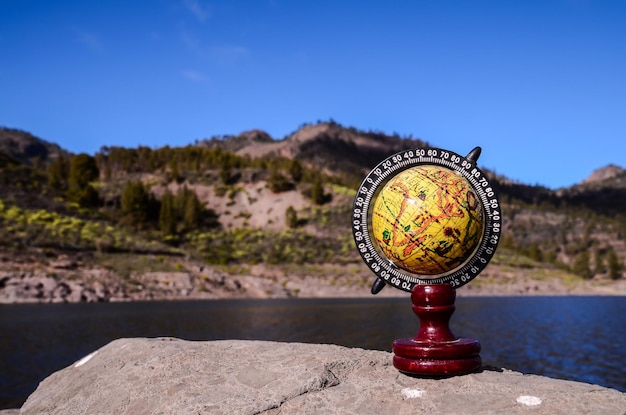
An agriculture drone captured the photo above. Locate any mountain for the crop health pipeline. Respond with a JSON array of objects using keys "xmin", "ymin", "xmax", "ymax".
[
  {"xmin": 551, "ymin": 164, "xmax": 626, "ymax": 217},
  {"xmin": 0, "ymin": 121, "xmax": 624, "ymax": 302},
  {"xmin": 5, "ymin": 121, "xmax": 621, "ymax": 195},
  {"xmin": 199, "ymin": 129, "xmax": 274, "ymax": 153},
  {"xmin": 201, "ymin": 122, "xmax": 429, "ymax": 185},
  {"xmin": 0, "ymin": 127, "xmax": 66, "ymax": 166},
  {"xmin": 581, "ymin": 164, "xmax": 626, "ymax": 186}
]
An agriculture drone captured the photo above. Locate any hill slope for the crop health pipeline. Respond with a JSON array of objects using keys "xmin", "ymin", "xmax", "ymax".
[
  {"xmin": 1, "ymin": 121, "xmax": 625, "ymax": 302},
  {"xmin": 0, "ymin": 127, "xmax": 65, "ymax": 165}
]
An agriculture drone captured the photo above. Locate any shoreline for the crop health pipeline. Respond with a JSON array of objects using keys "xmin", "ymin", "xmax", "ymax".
[
  {"xmin": 2, "ymin": 262, "xmax": 625, "ymax": 304},
  {"xmin": 2, "ymin": 276, "xmax": 625, "ymax": 304}
]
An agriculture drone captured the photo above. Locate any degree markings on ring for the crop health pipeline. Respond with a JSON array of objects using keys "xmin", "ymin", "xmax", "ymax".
[{"xmin": 352, "ymin": 147, "xmax": 501, "ymax": 292}]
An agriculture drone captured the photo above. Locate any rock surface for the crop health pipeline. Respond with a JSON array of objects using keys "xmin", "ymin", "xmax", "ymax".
[{"xmin": 18, "ymin": 338, "xmax": 626, "ymax": 415}]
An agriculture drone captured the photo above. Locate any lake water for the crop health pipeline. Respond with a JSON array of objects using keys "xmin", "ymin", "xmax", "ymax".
[{"xmin": 1, "ymin": 296, "xmax": 625, "ymax": 409}]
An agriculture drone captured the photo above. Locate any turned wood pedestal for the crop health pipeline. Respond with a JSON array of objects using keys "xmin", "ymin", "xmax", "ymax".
[{"xmin": 392, "ymin": 284, "xmax": 481, "ymax": 376}]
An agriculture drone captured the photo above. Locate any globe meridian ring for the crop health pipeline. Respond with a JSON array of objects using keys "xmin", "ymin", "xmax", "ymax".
[{"xmin": 352, "ymin": 147, "xmax": 501, "ymax": 292}]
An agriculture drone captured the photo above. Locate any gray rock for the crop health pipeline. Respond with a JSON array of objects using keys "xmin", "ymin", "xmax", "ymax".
[
  {"xmin": 0, "ymin": 272, "xmax": 115, "ymax": 303},
  {"xmin": 20, "ymin": 339, "xmax": 626, "ymax": 415}
]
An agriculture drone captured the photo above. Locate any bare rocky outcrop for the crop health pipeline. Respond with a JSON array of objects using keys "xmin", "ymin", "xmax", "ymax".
[
  {"xmin": 232, "ymin": 122, "xmax": 428, "ymax": 178},
  {"xmin": 0, "ymin": 271, "xmax": 119, "ymax": 303},
  {"xmin": 0, "ymin": 269, "xmax": 247, "ymax": 303},
  {"xmin": 15, "ymin": 338, "xmax": 626, "ymax": 415},
  {"xmin": 0, "ymin": 127, "xmax": 65, "ymax": 165},
  {"xmin": 0, "ymin": 263, "xmax": 318, "ymax": 303},
  {"xmin": 582, "ymin": 164, "xmax": 625, "ymax": 185}
]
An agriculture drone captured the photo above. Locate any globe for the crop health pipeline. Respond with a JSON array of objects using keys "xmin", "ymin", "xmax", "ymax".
[{"xmin": 371, "ymin": 165, "xmax": 484, "ymax": 276}]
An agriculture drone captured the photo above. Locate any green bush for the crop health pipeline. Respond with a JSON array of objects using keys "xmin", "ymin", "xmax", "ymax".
[{"xmin": 190, "ymin": 228, "xmax": 356, "ymax": 265}]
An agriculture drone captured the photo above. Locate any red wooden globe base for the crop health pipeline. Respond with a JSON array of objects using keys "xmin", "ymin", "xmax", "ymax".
[{"xmin": 392, "ymin": 284, "xmax": 481, "ymax": 376}]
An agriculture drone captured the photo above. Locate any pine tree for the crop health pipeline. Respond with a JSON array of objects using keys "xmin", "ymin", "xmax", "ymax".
[
  {"xmin": 219, "ymin": 164, "xmax": 231, "ymax": 185},
  {"xmin": 183, "ymin": 190, "xmax": 200, "ymax": 231},
  {"xmin": 286, "ymin": 206, "xmax": 298, "ymax": 228},
  {"xmin": 66, "ymin": 153, "xmax": 100, "ymax": 207},
  {"xmin": 288, "ymin": 159, "xmax": 303, "ymax": 183},
  {"xmin": 169, "ymin": 160, "xmax": 180, "ymax": 183},
  {"xmin": 267, "ymin": 169, "xmax": 292, "ymax": 193},
  {"xmin": 607, "ymin": 249, "xmax": 623, "ymax": 280},
  {"xmin": 159, "ymin": 189, "xmax": 177, "ymax": 235},
  {"xmin": 121, "ymin": 180, "xmax": 150, "ymax": 227},
  {"xmin": 310, "ymin": 177, "xmax": 325, "ymax": 205},
  {"xmin": 172, "ymin": 186, "xmax": 204, "ymax": 232},
  {"xmin": 47, "ymin": 154, "xmax": 69, "ymax": 190},
  {"xmin": 76, "ymin": 185, "xmax": 100, "ymax": 208},
  {"xmin": 69, "ymin": 153, "xmax": 99, "ymax": 190},
  {"xmin": 527, "ymin": 242, "xmax": 543, "ymax": 262},
  {"xmin": 571, "ymin": 250, "xmax": 592, "ymax": 280},
  {"xmin": 593, "ymin": 247, "xmax": 605, "ymax": 275},
  {"xmin": 174, "ymin": 185, "xmax": 190, "ymax": 220}
]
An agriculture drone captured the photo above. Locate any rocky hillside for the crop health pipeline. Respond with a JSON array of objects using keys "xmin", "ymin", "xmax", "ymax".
[
  {"xmin": 0, "ymin": 122, "xmax": 624, "ymax": 302},
  {"xmin": 201, "ymin": 122, "xmax": 429, "ymax": 186},
  {"xmin": 0, "ymin": 127, "xmax": 65, "ymax": 166},
  {"xmin": 581, "ymin": 164, "xmax": 626, "ymax": 185}
]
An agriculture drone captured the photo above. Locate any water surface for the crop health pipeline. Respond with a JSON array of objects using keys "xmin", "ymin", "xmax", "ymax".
[{"xmin": 1, "ymin": 296, "xmax": 624, "ymax": 409}]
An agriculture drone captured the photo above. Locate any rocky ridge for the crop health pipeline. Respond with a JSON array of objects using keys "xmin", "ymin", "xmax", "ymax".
[
  {"xmin": 582, "ymin": 164, "xmax": 626, "ymax": 185},
  {"xmin": 0, "ymin": 127, "xmax": 65, "ymax": 166}
]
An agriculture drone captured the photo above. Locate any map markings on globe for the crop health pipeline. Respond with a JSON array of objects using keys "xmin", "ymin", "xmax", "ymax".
[
  {"xmin": 352, "ymin": 147, "xmax": 501, "ymax": 292},
  {"xmin": 372, "ymin": 165, "xmax": 485, "ymax": 276}
]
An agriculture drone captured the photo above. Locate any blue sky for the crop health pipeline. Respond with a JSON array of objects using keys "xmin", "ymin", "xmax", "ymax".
[{"xmin": 1, "ymin": 0, "xmax": 625, "ymax": 189}]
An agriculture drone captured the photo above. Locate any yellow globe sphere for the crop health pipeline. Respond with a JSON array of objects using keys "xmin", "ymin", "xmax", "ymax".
[{"xmin": 371, "ymin": 165, "xmax": 484, "ymax": 275}]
